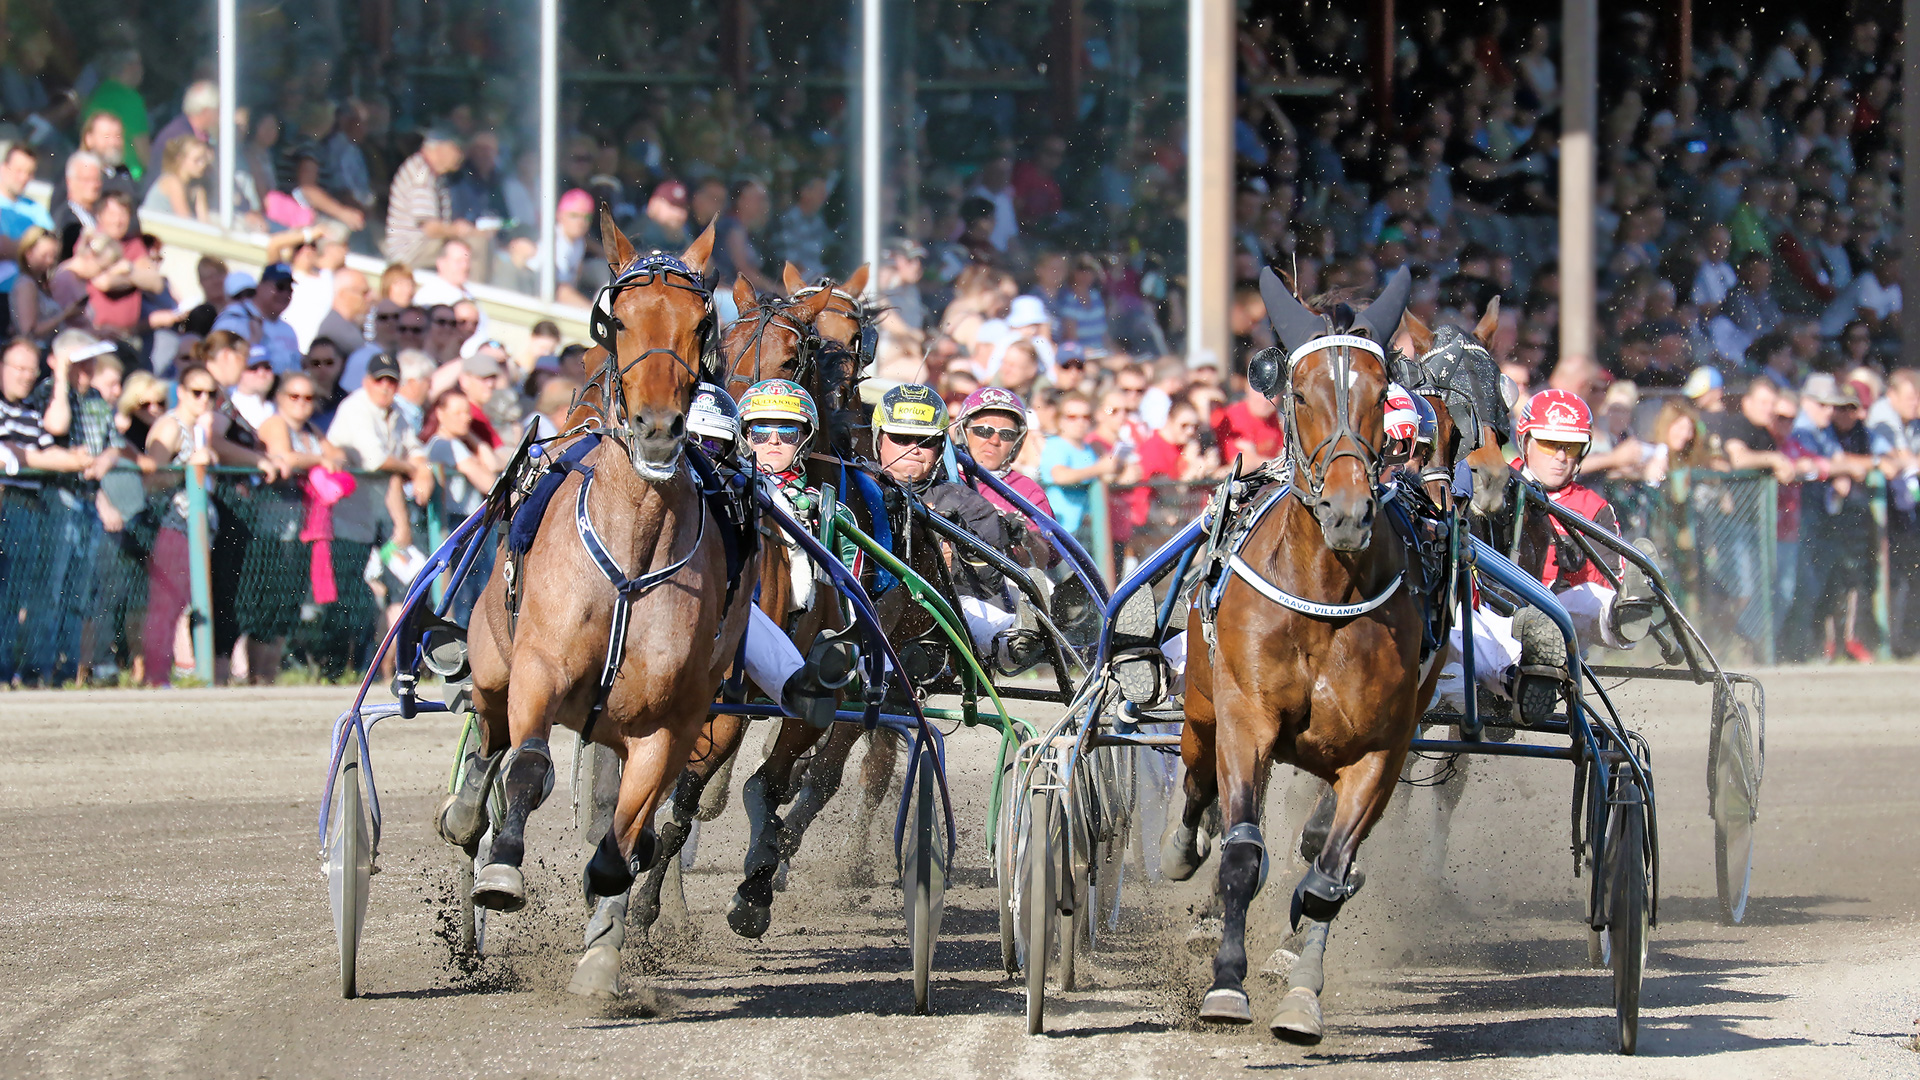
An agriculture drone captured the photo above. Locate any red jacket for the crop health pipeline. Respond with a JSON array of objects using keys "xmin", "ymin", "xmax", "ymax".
[{"xmin": 1513, "ymin": 459, "xmax": 1621, "ymax": 589}]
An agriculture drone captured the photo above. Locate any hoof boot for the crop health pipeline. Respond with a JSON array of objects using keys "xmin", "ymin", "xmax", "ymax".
[
  {"xmin": 566, "ymin": 944, "xmax": 625, "ymax": 999},
  {"xmin": 1199, "ymin": 986, "xmax": 1252, "ymax": 1024},
  {"xmin": 1269, "ymin": 986, "xmax": 1325, "ymax": 1044},
  {"xmin": 471, "ymin": 863, "xmax": 527, "ymax": 912},
  {"xmin": 726, "ymin": 891, "xmax": 772, "ymax": 938}
]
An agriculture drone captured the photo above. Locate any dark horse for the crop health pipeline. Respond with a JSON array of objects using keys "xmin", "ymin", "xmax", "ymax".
[
  {"xmin": 446, "ymin": 217, "xmax": 756, "ymax": 998},
  {"xmin": 1166, "ymin": 267, "xmax": 1445, "ymax": 1041}
]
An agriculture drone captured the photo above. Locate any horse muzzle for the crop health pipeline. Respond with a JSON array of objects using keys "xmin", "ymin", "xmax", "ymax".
[
  {"xmin": 1311, "ymin": 495, "xmax": 1375, "ymax": 553},
  {"xmin": 628, "ymin": 409, "xmax": 687, "ymax": 480}
]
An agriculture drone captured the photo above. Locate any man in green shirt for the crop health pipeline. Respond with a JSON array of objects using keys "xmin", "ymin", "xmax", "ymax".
[{"xmin": 82, "ymin": 50, "xmax": 150, "ymax": 179}]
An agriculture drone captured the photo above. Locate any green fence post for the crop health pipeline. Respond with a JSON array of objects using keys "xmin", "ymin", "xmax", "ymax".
[
  {"xmin": 427, "ymin": 466, "xmax": 447, "ymax": 606},
  {"xmin": 185, "ymin": 464, "xmax": 215, "ymax": 684},
  {"xmin": 1869, "ymin": 472, "xmax": 1891, "ymax": 660},
  {"xmin": 1090, "ymin": 479, "xmax": 1114, "ymax": 587},
  {"xmin": 1759, "ymin": 474, "xmax": 1776, "ymax": 666}
]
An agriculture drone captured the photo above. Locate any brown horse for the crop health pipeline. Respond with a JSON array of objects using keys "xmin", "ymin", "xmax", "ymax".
[
  {"xmin": 1398, "ymin": 301, "xmax": 1510, "ymax": 516},
  {"xmin": 445, "ymin": 218, "xmax": 755, "ymax": 998},
  {"xmin": 1166, "ymin": 267, "xmax": 1444, "ymax": 1041}
]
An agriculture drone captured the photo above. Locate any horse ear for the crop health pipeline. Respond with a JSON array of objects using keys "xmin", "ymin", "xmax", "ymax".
[
  {"xmin": 732, "ymin": 274, "xmax": 757, "ymax": 314},
  {"xmin": 1258, "ymin": 266, "xmax": 1326, "ymax": 355},
  {"xmin": 1400, "ymin": 308, "xmax": 1435, "ymax": 359},
  {"xmin": 782, "ymin": 262, "xmax": 806, "ymax": 294},
  {"xmin": 602, "ymin": 206, "xmax": 635, "ymax": 273},
  {"xmin": 682, "ymin": 221, "xmax": 717, "ymax": 275},
  {"xmin": 842, "ymin": 264, "xmax": 870, "ymax": 295},
  {"xmin": 793, "ymin": 284, "xmax": 836, "ymax": 323},
  {"xmin": 1352, "ymin": 266, "xmax": 1412, "ymax": 344},
  {"xmin": 1474, "ymin": 295, "xmax": 1502, "ymax": 347}
]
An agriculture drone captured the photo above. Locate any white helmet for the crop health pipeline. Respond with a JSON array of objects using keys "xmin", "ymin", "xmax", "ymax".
[{"xmin": 688, "ymin": 383, "xmax": 739, "ymax": 447}]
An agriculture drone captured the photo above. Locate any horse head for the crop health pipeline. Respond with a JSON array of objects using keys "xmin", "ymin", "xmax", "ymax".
[
  {"xmin": 1259, "ymin": 266, "xmax": 1409, "ymax": 553},
  {"xmin": 782, "ymin": 263, "xmax": 873, "ymax": 455},
  {"xmin": 1399, "ymin": 299, "xmax": 1513, "ymax": 515},
  {"xmin": 590, "ymin": 209, "xmax": 718, "ymax": 480},
  {"xmin": 717, "ymin": 275, "xmax": 835, "ymax": 400}
]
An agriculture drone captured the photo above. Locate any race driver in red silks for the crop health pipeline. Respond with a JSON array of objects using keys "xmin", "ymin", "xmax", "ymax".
[{"xmin": 1437, "ymin": 388, "xmax": 1655, "ymax": 725}]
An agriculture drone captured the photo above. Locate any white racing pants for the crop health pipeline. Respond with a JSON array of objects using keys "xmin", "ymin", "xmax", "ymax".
[
  {"xmin": 1434, "ymin": 583, "xmax": 1622, "ymax": 709},
  {"xmin": 742, "ymin": 604, "xmax": 806, "ymax": 704}
]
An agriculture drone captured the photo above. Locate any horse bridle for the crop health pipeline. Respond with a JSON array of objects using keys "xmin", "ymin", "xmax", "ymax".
[
  {"xmin": 721, "ymin": 296, "xmax": 820, "ymax": 399},
  {"xmin": 792, "ymin": 284, "xmax": 877, "ymax": 371},
  {"xmin": 584, "ymin": 250, "xmax": 717, "ymax": 453},
  {"xmin": 1281, "ymin": 334, "xmax": 1388, "ymax": 508}
]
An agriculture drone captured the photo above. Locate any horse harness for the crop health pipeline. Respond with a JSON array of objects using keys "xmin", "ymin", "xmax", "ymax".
[{"xmin": 721, "ymin": 297, "xmax": 823, "ymax": 399}]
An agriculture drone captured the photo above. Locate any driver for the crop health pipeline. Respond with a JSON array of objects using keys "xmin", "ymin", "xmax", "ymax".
[
  {"xmin": 871, "ymin": 383, "xmax": 1020, "ymax": 655},
  {"xmin": 955, "ymin": 385, "xmax": 1057, "ymax": 566},
  {"xmin": 1437, "ymin": 388, "xmax": 1655, "ymax": 724},
  {"xmin": 695, "ymin": 379, "xmax": 846, "ymax": 727}
]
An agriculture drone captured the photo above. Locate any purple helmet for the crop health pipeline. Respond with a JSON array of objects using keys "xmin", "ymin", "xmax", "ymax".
[{"xmin": 957, "ymin": 385, "xmax": 1028, "ymax": 429}]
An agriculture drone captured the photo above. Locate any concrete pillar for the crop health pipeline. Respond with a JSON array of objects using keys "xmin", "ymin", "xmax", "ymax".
[
  {"xmin": 538, "ymin": 0, "xmax": 558, "ymax": 302},
  {"xmin": 1906, "ymin": 0, "xmax": 1920, "ymax": 370},
  {"xmin": 1186, "ymin": 0, "xmax": 1234, "ymax": 372},
  {"xmin": 1557, "ymin": 0, "xmax": 1598, "ymax": 373},
  {"xmin": 1370, "ymin": 0, "xmax": 1396, "ymax": 132}
]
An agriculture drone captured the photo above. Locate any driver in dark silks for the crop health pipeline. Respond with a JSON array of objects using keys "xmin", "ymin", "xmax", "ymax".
[{"xmin": 869, "ymin": 383, "xmax": 1030, "ymax": 662}]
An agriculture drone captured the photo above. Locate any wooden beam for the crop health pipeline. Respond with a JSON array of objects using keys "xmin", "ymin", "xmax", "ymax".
[
  {"xmin": 1371, "ymin": 0, "xmax": 1396, "ymax": 132},
  {"xmin": 1558, "ymin": 0, "xmax": 1598, "ymax": 373}
]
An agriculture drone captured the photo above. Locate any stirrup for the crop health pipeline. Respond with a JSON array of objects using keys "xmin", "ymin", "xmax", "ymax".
[{"xmin": 991, "ymin": 627, "xmax": 1047, "ymax": 677}]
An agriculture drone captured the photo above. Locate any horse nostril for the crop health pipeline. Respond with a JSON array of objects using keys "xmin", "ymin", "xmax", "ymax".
[{"xmin": 668, "ymin": 415, "xmax": 686, "ymax": 438}]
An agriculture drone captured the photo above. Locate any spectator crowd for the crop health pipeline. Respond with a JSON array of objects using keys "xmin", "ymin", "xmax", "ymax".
[{"xmin": 1, "ymin": 6, "xmax": 1917, "ymax": 684}]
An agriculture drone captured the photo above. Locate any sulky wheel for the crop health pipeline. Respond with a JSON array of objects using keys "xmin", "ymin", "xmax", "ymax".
[
  {"xmin": 326, "ymin": 731, "xmax": 373, "ymax": 999},
  {"xmin": 1019, "ymin": 787, "xmax": 1058, "ymax": 1035},
  {"xmin": 1058, "ymin": 771, "xmax": 1092, "ymax": 992},
  {"xmin": 1606, "ymin": 777, "xmax": 1650, "ymax": 1055},
  {"xmin": 1710, "ymin": 701, "xmax": 1756, "ymax": 926},
  {"xmin": 997, "ymin": 760, "xmax": 1020, "ymax": 976},
  {"xmin": 903, "ymin": 740, "xmax": 946, "ymax": 1015}
]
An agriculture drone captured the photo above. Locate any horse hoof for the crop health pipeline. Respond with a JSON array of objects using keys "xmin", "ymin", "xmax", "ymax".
[
  {"xmin": 1184, "ymin": 917, "xmax": 1224, "ymax": 958},
  {"xmin": 472, "ymin": 864, "xmax": 528, "ymax": 912},
  {"xmin": 1199, "ymin": 987, "xmax": 1252, "ymax": 1024},
  {"xmin": 566, "ymin": 944, "xmax": 625, "ymax": 999},
  {"xmin": 1269, "ymin": 986, "xmax": 1325, "ymax": 1044},
  {"xmin": 726, "ymin": 892, "xmax": 772, "ymax": 939},
  {"xmin": 772, "ymin": 860, "xmax": 790, "ymax": 893},
  {"xmin": 435, "ymin": 793, "xmax": 483, "ymax": 849},
  {"xmin": 1160, "ymin": 824, "xmax": 1211, "ymax": 882}
]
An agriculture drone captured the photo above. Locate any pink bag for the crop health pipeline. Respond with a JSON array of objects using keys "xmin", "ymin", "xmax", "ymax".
[
  {"xmin": 299, "ymin": 466, "xmax": 357, "ymax": 604},
  {"xmin": 265, "ymin": 190, "xmax": 315, "ymax": 230}
]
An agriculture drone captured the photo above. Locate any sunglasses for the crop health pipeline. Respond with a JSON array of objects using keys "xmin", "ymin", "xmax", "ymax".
[
  {"xmin": 695, "ymin": 434, "xmax": 732, "ymax": 457},
  {"xmin": 281, "ymin": 391, "xmax": 315, "ymax": 402},
  {"xmin": 745, "ymin": 423, "xmax": 804, "ymax": 446},
  {"xmin": 1058, "ymin": 360, "xmax": 1085, "ymax": 370},
  {"xmin": 456, "ymin": 318, "xmax": 478, "ymax": 328},
  {"xmin": 183, "ymin": 386, "xmax": 215, "ymax": 399},
  {"xmin": 1061, "ymin": 411, "xmax": 1093, "ymax": 422},
  {"xmin": 433, "ymin": 318, "xmax": 459, "ymax": 327},
  {"xmin": 968, "ymin": 423, "xmax": 1020, "ymax": 442},
  {"xmin": 397, "ymin": 325, "xmax": 427, "ymax": 335},
  {"xmin": 885, "ymin": 432, "xmax": 944, "ymax": 450},
  {"xmin": 375, "ymin": 313, "xmax": 399, "ymax": 323},
  {"xmin": 1533, "ymin": 439, "xmax": 1584, "ymax": 458}
]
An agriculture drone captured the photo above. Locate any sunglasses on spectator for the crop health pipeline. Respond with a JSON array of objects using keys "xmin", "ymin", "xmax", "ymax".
[
  {"xmin": 183, "ymin": 385, "xmax": 216, "ymax": 399},
  {"xmin": 1061, "ymin": 410, "xmax": 1094, "ymax": 422},
  {"xmin": 456, "ymin": 317, "xmax": 478, "ymax": 328},
  {"xmin": 281, "ymin": 391, "xmax": 315, "ymax": 402},
  {"xmin": 745, "ymin": 423, "xmax": 804, "ymax": 446},
  {"xmin": 398, "ymin": 324, "xmax": 427, "ymax": 335},
  {"xmin": 967, "ymin": 423, "xmax": 1020, "ymax": 443},
  {"xmin": 375, "ymin": 313, "xmax": 399, "ymax": 323},
  {"xmin": 433, "ymin": 317, "xmax": 460, "ymax": 327}
]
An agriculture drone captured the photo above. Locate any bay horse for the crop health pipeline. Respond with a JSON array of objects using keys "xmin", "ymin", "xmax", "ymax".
[
  {"xmin": 1166, "ymin": 266, "xmax": 1446, "ymax": 1042},
  {"xmin": 445, "ymin": 217, "xmax": 755, "ymax": 998}
]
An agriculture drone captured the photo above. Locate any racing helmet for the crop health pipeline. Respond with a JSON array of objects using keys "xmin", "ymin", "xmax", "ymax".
[
  {"xmin": 739, "ymin": 378, "xmax": 820, "ymax": 443},
  {"xmin": 956, "ymin": 385, "xmax": 1029, "ymax": 458},
  {"xmin": 1384, "ymin": 383, "xmax": 1420, "ymax": 443},
  {"xmin": 872, "ymin": 383, "xmax": 949, "ymax": 441},
  {"xmin": 688, "ymin": 382, "xmax": 740, "ymax": 453},
  {"xmin": 1515, "ymin": 388, "xmax": 1594, "ymax": 446}
]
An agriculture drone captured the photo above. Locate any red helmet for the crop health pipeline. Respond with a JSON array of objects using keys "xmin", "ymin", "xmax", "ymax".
[
  {"xmin": 1516, "ymin": 388, "xmax": 1593, "ymax": 445},
  {"xmin": 1384, "ymin": 383, "xmax": 1419, "ymax": 443}
]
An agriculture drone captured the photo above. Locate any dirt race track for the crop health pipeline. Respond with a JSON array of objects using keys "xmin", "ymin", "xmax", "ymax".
[{"xmin": 2, "ymin": 666, "xmax": 1917, "ymax": 1079}]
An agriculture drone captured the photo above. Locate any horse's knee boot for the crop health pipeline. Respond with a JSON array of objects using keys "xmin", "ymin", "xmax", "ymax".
[
  {"xmin": 583, "ymin": 821, "xmax": 655, "ymax": 903},
  {"xmin": 489, "ymin": 737, "xmax": 552, "ymax": 869},
  {"xmin": 437, "ymin": 746, "xmax": 505, "ymax": 849},
  {"xmin": 1289, "ymin": 863, "xmax": 1366, "ymax": 930},
  {"xmin": 1220, "ymin": 823, "xmax": 1270, "ymax": 897}
]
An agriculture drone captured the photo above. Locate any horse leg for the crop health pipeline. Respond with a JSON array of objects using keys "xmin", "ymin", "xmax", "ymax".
[
  {"xmin": 1426, "ymin": 753, "xmax": 1468, "ymax": 883},
  {"xmin": 570, "ymin": 722, "xmax": 691, "ymax": 998},
  {"xmin": 632, "ymin": 714, "xmax": 745, "ymax": 932},
  {"xmin": 1269, "ymin": 747, "xmax": 1407, "ymax": 1043},
  {"xmin": 768, "ymin": 720, "xmax": 863, "ymax": 872},
  {"xmin": 470, "ymin": 664, "xmax": 566, "ymax": 912},
  {"xmin": 730, "ymin": 718, "xmax": 824, "ymax": 937},
  {"xmin": 1197, "ymin": 705, "xmax": 1274, "ymax": 1025},
  {"xmin": 851, "ymin": 727, "xmax": 901, "ymax": 875},
  {"xmin": 1161, "ymin": 715, "xmax": 1219, "ymax": 881},
  {"xmin": 444, "ymin": 598, "xmax": 514, "ymax": 850}
]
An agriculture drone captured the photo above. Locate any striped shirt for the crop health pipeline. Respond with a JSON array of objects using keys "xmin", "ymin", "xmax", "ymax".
[
  {"xmin": 384, "ymin": 152, "xmax": 450, "ymax": 268},
  {"xmin": 0, "ymin": 395, "xmax": 52, "ymax": 486}
]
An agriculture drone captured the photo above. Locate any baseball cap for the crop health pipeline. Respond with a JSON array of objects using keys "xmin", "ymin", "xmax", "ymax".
[
  {"xmin": 559, "ymin": 188, "xmax": 595, "ymax": 215},
  {"xmin": 246, "ymin": 344, "xmax": 274, "ymax": 369},
  {"xmin": 886, "ymin": 238, "xmax": 928, "ymax": 261},
  {"xmin": 1053, "ymin": 342, "xmax": 1087, "ymax": 368},
  {"xmin": 1801, "ymin": 372, "xmax": 1857, "ymax": 407},
  {"xmin": 225, "ymin": 270, "xmax": 257, "ymax": 297},
  {"xmin": 651, "ymin": 180, "xmax": 689, "ymax": 209},
  {"xmin": 258, "ymin": 262, "xmax": 296, "ymax": 288},
  {"xmin": 1682, "ymin": 366, "xmax": 1723, "ymax": 400},
  {"xmin": 364, "ymin": 352, "xmax": 401, "ymax": 382},
  {"xmin": 462, "ymin": 351, "xmax": 504, "ymax": 378},
  {"xmin": 1008, "ymin": 295, "xmax": 1049, "ymax": 329}
]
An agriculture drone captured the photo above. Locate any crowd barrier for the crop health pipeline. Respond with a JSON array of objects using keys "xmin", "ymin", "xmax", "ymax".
[{"xmin": 0, "ymin": 464, "xmax": 1897, "ymax": 687}]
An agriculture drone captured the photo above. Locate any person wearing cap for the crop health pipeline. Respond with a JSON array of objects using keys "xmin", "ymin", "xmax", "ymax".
[
  {"xmin": 634, "ymin": 180, "xmax": 691, "ymax": 253},
  {"xmin": 328, "ymin": 349, "xmax": 426, "ymax": 554},
  {"xmin": 530, "ymin": 188, "xmax": 603, "ymax": 308},
  {"xmin": 384, "ymin": 128, "xmax": 480, "ymax": 269},
  {"xmin": 1786, "ymin": 372, "xmax": 1879, "ymax": 662},
  {"xmin": 228, "ymin": 343, "xmax": 279, "ymax": 428},
  {"xmin": 1437, "ymin": 389, "xmax": 1655, "ymax": 725},
  {"xmin": 873, "ymin": 383, "xmax": 1019, "ymax": 653},
  {"xmin": 1682, "ymin": 366, "xmax": 1725, "ymax": 413},
  {"xmin": 213, "ymin": 262, "xmax": 303, "ymax": 374},
  {"xmin": 452, "ymin": 350, "xmax": 506, "ymax": 449}
]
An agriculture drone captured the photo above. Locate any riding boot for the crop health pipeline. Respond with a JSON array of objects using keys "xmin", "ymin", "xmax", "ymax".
[
  {"xmin": 781, "ymin": 669, "xmax": 839, "ymax": 729},
  {"xmin": 1509, "ymin": 607, "xmax": 1567, "ymax": 727}
]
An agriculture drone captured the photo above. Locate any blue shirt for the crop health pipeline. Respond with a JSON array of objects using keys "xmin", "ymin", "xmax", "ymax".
[
  {"xmin": 0, "ymin": 191, "xmax": 55, "ymax": 238},
  {"xmin": 1039, "ymin": 436, "xmax": 1098, "ymax": 534}
]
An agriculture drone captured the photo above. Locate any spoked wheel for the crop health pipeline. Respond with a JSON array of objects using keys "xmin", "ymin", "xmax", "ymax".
[
  {"xmin": 996, "ymin": 761, "xmax": 1019, "ymax": 977},
  {"xmin": 902, "ymin": 741, "xmax": 946, "ymax": 1015},
  {"xmin": 1710, "ymin": 703, "xmax": 1756, "ymax": 925},
  {"xmin": 326, "ymin": 731, "xmax": 373, "ymax": 999},
  {"xmin": 1018, "ymin": 788, "xmax": 1058, "ymax": 1035},
  {"xmin": 458, "ymin": 826, "xmax": 495, "ymax": 954},
  {"xmin": 1605, "ymin": 778, "xmax": 1650, "ymax": 1055}
]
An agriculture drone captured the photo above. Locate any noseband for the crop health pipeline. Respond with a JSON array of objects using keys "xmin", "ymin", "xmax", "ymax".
[
  {"xmin": 584, "ymin": 251, "xmax": 716, "ymax": 457},
  {"xmin": 1282, "ymin": 334, "xmax": 1387, "ymax": 508},
  {"xmin": 722, "ymin": 298, "xmax": 820, "ymax": 398}
]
